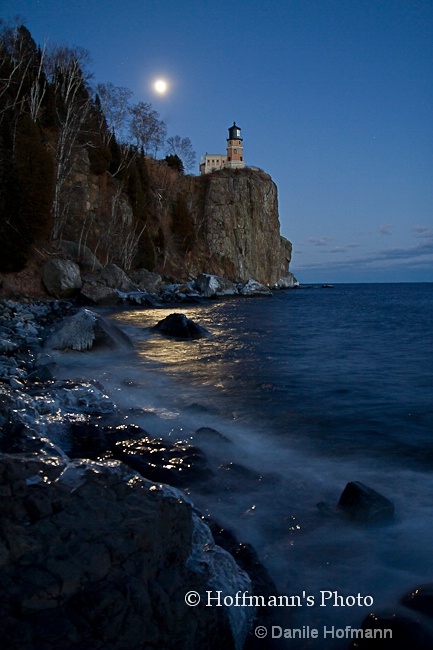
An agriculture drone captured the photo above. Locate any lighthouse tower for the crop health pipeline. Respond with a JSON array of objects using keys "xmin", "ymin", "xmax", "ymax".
[{"xmin": 225, "ymin": 122, "xmax": 245, "ymax": 170}]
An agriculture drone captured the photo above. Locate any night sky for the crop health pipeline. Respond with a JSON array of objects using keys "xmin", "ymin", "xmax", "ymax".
[{"xmin": 2, "ymin": 0, "xmax": 432, "ymax": 283}]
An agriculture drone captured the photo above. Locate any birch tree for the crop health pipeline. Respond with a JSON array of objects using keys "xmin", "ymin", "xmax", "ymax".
[
  {"xmin": 166, "ymin": 135, "xmax": 196, "ymax": 173},
  {"xmin": 129, "ymin": 101, "xmax": 166, "ymax": 157},
  {"xmin": 95, "ymin": 81, "xmax": 132, "ymax": 143},
  {"xmin": 45, "ymin": 45, "xmax": 93, "ymax": 239},
  {"xmin": 0, "ymin": 21, "xmax": 47, "ymax": 124}
]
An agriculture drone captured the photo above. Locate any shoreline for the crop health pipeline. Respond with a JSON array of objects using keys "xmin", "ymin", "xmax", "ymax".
[{"xmin": 1, "ymin": 295, "xmax": 433, "ymax": 649}]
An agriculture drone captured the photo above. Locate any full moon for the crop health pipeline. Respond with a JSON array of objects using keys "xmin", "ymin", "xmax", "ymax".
[{"xmin": 154, "ymin": 79, "xmax": 168, "ymax": 94}]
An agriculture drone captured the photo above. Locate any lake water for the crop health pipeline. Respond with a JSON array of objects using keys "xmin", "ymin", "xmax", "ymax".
[{"xmin": 57, "ymin": 283, "xmax": 433, "ymax": 647}]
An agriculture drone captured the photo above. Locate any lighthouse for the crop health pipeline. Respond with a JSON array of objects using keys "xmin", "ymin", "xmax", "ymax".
[
  {"xmin": 199, "ymin": 122, "xmax": 246, "ymax": 174},
  {"xmin": 225, "ymin": 122, "xmax": 245, "ymax": 170}
]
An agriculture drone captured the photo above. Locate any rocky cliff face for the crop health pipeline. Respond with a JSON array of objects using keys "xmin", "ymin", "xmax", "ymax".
[
  {"xmin": 1, "ymin": 153, "xmax": 295, "ymax": 296},
  {"xmin": 185, "ymin": 168, "xmax": 290, "ymax": 286}
]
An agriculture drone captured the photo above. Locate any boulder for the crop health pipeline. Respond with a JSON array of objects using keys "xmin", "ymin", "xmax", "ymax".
[
  {"xmin": 152, "ymin": 313, "xmax": 210, "ymax": 339},
  {"xmin": 44, "ymin": 309, "xmax": 134, "ymax": 351},
  {"xmin": 80, "ymin": 280, "xmax": 120, "ymax": 306},
  {"xmin": 196, "ymin": 273, "xmax": 239, "ymax": 298},
  {"xmin": 275, "ymin": 272, "xmax": 299, "ymax": 289},
  {"xmin": 41, "ymin": 259, "xmax": 82, "ymax": 299},
  {"xmin": 401, "ymin": 583, "xmax": 433, "ymax": 618},
  {"xmin": 56, "ymin": 240, "xmax": 103, "ymax": 273},
  {"xmin": 69, "ymin": 422, "xmax": 209, "ymax": 487},
  {"xmin": 111, "ymin": 436, "xmax": 209, "ymax": 487},
  {"xmin": 337, "ymin": 481, "xmax": 394, "ymax": 523},
  {"xmin": 99, "ymin": 263, "xmax": 137, "ymax": 292},
  {"xmin": 0, "ymin": 452, "xmax": 254, "ymax": 650},
  {"xmin": 350, "ymin": 608, "xmax": 433, "ymax": 649},
  {"xmin": 129, "ymin": 268, "xmax": 164, "ymax": 293},
  {"xmin": 239, "ymin": 279, "xmax": 272, "ymax": 296}
]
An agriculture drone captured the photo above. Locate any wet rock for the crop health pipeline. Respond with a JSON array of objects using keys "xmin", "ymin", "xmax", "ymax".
[
  {"xmin": 275, "ymin": 272, "xmax": 299, "ymax": 289},
  {"xmin": 219, "ymin": 461, "xmax": 263, "ymax": 482},
  {"xmin": 111, "ymin": 435, "xmax": 210, "ymax": 487},
  {"xmin": 79, "ymin": 264, "xmax": 137, "ymax": 303},
  {"xmin": 41, "ymin": 259, "xmax": 82, "ymax": 299},
  {"xmin": 121, "ymin": 290, "xmax": 163, "ymax": 307},
  {"xmin": 153, "ymin": 313, "xmax": 210, "ymax": 339},
  {"xmin": 26, "ymin": 353, "xmax": 57, "ymax": 382},
  {"xmin": 186, "ymin": 402, "xmax": 212, "ymax": 414},
  {"xmin": 44, "ymin": 308, "xmax": 133, "ymax": 351},
  {"xmin": 196, "ymin": 273, "xmax": 239, "ymax": 298},
  {"xmin": 337, "ymin": 481, "xmax": 394, "ymax": 523},
  {"xmin": 69, "ymin": 423, "xmax": 210, "ymax": 487},
  {"xmin": 195, "ymin": 426, "xmax": 232, "ymax": 444},
  {"xmin": 26, "ymin": 363, "xmax": 56, "ymax": 383},
  {"xmin": 160, "ymin": 283, "xmax": 203, "ymax": 303},
  {"xmin": 0, "ymin": 376, "xmax": 117, "ymax": 454},
  {"xmin": 239, "ymin": 279, "xmax": 272, "ymax": 296},
  {"xmin": 0, "ymin": 338, "xmax": 18, "ymax": 354},
  {"xmin": 9, "ymin": 377, "xmax": 24, "ymax": 390},
  {"xmin": 401, "ymin": 583, "xmax": 433, "ymax": 619},
  {"xmin": 349, "ymin": 608, "xmax": 433, "ymax": 649},
  {"xmin": 0, "ymin": 453, "xmax": 253, "ymax": 650},
  {"xmin": 53, "ymin": 380, "xmax": 116, "ymax": 415}
]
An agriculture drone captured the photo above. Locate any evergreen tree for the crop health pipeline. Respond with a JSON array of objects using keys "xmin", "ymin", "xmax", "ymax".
[
  {"xmin": 0, "ymin": 114, "xmax": 54, "ymax": 271},
  {"xmin": 86, "ymin": 94, "xmax": 111, "ymax": 175},
  {"xmin": 165, "ymin": 154, "xmax": 184, "ymax": 173}
]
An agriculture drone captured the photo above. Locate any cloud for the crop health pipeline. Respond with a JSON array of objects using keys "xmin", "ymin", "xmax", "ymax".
[
  {"xmin": 379, "ymin": 224, "xmax": 394, "ymax": 235},
  {"xmin": 412, "ymin": 225, "xmax": 433, "ymax": 239},
  {"xmin": 307, "ymin": 236, "xmax": 333, "ymax": 246},
  {"xmin": 321, "ymin": 243, "xmax": 362, "ymax": 254},
  {"xmin": 293, "ymin": 239, "xmax": 433, "ymax": 274}
]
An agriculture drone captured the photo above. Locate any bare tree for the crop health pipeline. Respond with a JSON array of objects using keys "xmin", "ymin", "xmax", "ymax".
[
  {"xmin": 0, "ymin": 20, "xmax": 47, "ymax": 124},
  {"xmin": 95, "ymin": 81, "xmax": 132, "ymax": 143},
  {"xmin": 94, "ymin": 183, "xmax": 146, "ymax": 270},
  {"xmin": 166, "ymin": 135, "xmax": 196, "ymax": 173},
  {"xmin": 44, "ymin": 44, "xmax": 93, "ymax": 239},
  {"xmin": 129, "ymin": 101, "xmax": 166, "ymax": 157}
]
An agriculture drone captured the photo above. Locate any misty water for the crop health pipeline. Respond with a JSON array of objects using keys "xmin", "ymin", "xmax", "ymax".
[{"xmin": 56, "ymin": 283, "xmax": 433, "ymax": 648}]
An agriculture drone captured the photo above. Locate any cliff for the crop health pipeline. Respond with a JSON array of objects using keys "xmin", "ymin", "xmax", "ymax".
[
  {"xmin": 60, "ymin": 152, "xmax": 293, "ymax": 287},
  {"xmin": 1, "ymin": 153, "xmax": 294, "ymax": 296},
  {"xmin": 0, "ymin": 24, "xmax": 295, "ymax": 296},
  {"xmin": 186, "ymin": 168, "xmax": 289, "ymax": 286}
]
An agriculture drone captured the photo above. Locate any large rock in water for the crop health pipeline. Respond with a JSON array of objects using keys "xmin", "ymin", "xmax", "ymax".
[
  {"xmin": 275, "ymin": 272, "xmax": 299, "ymax": 289},
  {"xmin": 44, "ymin": 309, "xmax": 133, "ymax": 351},
  {"xmin": 349, "ymin": 584, "xmax": 433, "ymax": 650},
  {"xmin": 41, "ymin": 259, "xmax": 82, "ymax": 299},
  {"xmin": 338, "ymin": 481, "xmax": 394, "ymax": 523},
  {"xmin": 153, "ymin": 313, "xmax": 210, "ymax": 339},
  {"xmin": 0, "ymin": 453, "xmax": 254, "ymax": 650}
]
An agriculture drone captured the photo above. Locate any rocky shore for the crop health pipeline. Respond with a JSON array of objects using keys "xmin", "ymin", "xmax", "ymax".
[
  {"xmin": 2, "ymin": 296, "xmax": 433, "ymax": 650},
  {"xmin": 0, "ymin": 297, "xmax": 282, "ymax": 649}
]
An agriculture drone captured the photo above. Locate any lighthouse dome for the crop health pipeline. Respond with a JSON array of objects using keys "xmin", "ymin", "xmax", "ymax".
[{"xmin": 227, "ymin": 122, "xmax": 242, "ymax": 141}]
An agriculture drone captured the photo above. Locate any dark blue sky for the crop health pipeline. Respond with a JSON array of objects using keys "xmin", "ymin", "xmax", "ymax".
[{"xmin": 3, "ymin": 0, "xmax": 432, "ymax": 282}]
